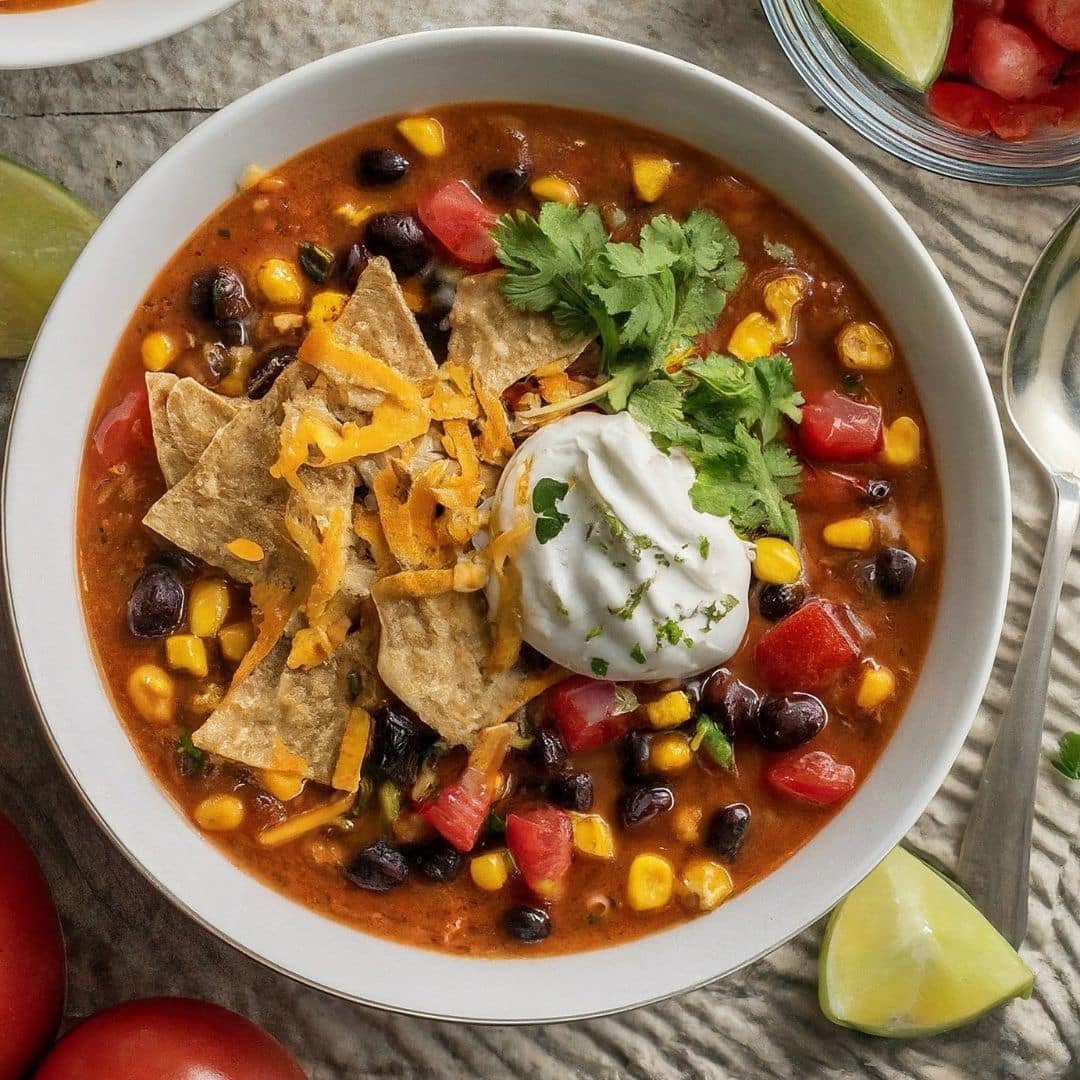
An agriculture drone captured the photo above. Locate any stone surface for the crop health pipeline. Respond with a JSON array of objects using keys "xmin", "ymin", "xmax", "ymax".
[{"xmin": 1, "ymin": 3, "xmax": 1078, "ymax": 1077}]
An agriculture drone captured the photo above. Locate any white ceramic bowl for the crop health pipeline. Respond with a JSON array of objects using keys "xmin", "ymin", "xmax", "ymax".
[
  {"xmin": 0, "ymin": 0, "xmax": 239, "ymax": 69},
  {"xmin": 4, "ymin": 28, "xmax": 1011, "ymax": 1023}
]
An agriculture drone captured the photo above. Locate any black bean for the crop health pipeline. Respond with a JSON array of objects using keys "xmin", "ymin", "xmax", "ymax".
[
  {"xmin": 701, "ymin": 672, "xmax": 760, "ymax": 738},
  {"xmin": 204, "ymin": 341, "xmax": 231, "ymax": 381},
  {"xmin": 504, "ymin": 905, "xmax": 551, "ymax": 943},
  {"xmin": 364, "ymin": 213, "xmax": 429, "ymax": 276},
  {"xmin": 706, "ymin": 803, "xmax": 751, "ymax": 859},
  {"xmin": 210, "ymin": 267, "xmax": 251, "ymax": 324},
  {"xmin": 865, "ymin": 479, "xmax": 892, "ymax": 505},
  {"xmin": 343, "ymin": 243, "xmax": 371, "ymax": 291},
  {"xmin": 756, "ymin": 693, "xmax": 827, "ymax": 751},
  {"xmin": 620, "ymin": 730, "xmax": 653, "ymax": 784},
  {"xmin": 876, "ymin": 547, "xmax": 917, "ymax": 597},
  {"xmin": 356, "ymin": 147, "xmax": 410, "ymax": 186},
  {"xmin": 151, "ymin": 549, "xmax": 200, "ymax": 576},
  {"xmin": 619, "ymin": 784, "xmax": 674, "ymax": 829},
  {"xmin": 528, "ymin": 728, "xmax": 567, "ymax": 772},
  {"xmin": 344, "ymin": 840, "xmax": 410, "ymax": 892},
  {"xmin": 371, "ymin": 706, "xmax": 435, "ymax": 788},
  {"xmin": 758, "ymin": 582, "xmax": 808, "ymax": 623},
  {"xmin": 246, "ymin": 345, "xmax": 296, "ymax": 400},
  {"xmin": 412, "ymin": 840, "xmax": 464, "ymax": 883},
  {"xmin": 188, "ymin": 269, "xmax": 217, "ymax": 320},
  {"xmin": 548, "ymin": 772, "xmax": 594, "ymax": 812},
  {"xmin": 127, "ymin": 566, "xmax": 185, "ymax": 638},
  {"xmin": 486, "ymin": 164, "xmax": 532, "ymax": 200}
]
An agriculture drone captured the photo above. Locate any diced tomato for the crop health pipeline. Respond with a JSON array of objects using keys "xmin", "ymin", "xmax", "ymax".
[
  {"xmin": 794, "ymin": 466, "xmax": 869, "ymax": 511},
  {"xmin": 417, "ymin": 180, "xmax": 499, "ymax": 269},
  {"xmin": 548, "ymin": 676, "xmax": 627, "ymax": 753},
  {"xmin": 1025, "ymin": 0, "xmax": 1080, "ymax": 50},
  {"xmin": 1036, "ymin": 75, "xmax": 1080, "ymax": 123},
  {"xmin": 990, "ymin": 100, "xmax": 1065, "ymax": 138},
  {"xmin": 92, "ymin": 386, "xmax": 154, "ymax": 468},
  {"xmin": 969, "ymin": 15, "xmax": 1064, "ymax": 101},
  {"xmin": 765, "ymin": 750, "xmax": 856, "ymax": 806},
  {"xmin": 928, "ymin": 80, "xmax": 1003, "ymax": 133},
  {"xmin": 754, "ymin": 599, "xmax": 861, "ymax": 692},
  {"xmin": 418, "ymin": 767, "xmax": 490, "ymax": 852},
  {"xmin": 945, "ymin": 0, "xmax": 986, "ymax": 75},
  {"xmin": 506, "ymin": 804, "xmax": 574, "ymax": 896},
  {"xmin": 799, "ymin": 391, "xmax": 883, "ymax": 463}
]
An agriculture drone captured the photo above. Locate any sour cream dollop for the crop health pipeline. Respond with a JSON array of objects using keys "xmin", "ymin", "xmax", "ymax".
[{"xmin": 487, "ymin": 411, "xmax": 752, "ymax": 681}]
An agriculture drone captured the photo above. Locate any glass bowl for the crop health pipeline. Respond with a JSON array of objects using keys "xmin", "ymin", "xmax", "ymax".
[{"xmin": 762, "ymin": 0, "xmax": 1080, "ymax": 186}]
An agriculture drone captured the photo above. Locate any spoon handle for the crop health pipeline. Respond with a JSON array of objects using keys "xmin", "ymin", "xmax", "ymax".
[{"xmin": 957, "ymin": 472, "xmax": 1080, "ymax": 947}]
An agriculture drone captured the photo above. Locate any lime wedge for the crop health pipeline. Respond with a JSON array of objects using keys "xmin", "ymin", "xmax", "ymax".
[
  {"xmin": 820, "ymin": 847, "xmax": 1034, "ymax": 1037},
  {"xmin": 0, "ymin": 157, "xmax": 98, "ymax": 360},
  {"xmin": 817, "ymin": 0, "xmax": 953, "ymax": 92}
]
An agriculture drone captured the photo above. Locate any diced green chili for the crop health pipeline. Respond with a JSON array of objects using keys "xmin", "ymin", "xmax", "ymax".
[
  {"xmin": 299, "ymin": 241, "xmax": 335, "ymax": 283},
  {"xmin": 691, "ymin": 715, "xmax": 735, "ymax": 769}
]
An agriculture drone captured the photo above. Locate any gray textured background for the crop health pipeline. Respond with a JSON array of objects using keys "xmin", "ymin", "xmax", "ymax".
[{"xmin": 1, "ymin": 2, "xmax": 1078, "ymax": 1077}]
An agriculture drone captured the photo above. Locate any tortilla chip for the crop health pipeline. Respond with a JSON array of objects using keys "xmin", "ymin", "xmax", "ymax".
[
  {"xmin": 146, "ymin": 373, "xmax": 242, "ymax": 487},
  {"xmin": 374, "ymin": 589, "xmax": 546, "ymax": 747},
  {"xmin": 192, "ymin": 628, "xmax": 381, "ymax": 788},
  {"xmin": 447, "ymin": 271, "xmax": 593, "ymax": 394}
]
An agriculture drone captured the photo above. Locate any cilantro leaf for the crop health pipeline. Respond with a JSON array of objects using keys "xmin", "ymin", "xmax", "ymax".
[
  {"xmin": 590, "ymin": 657, "xmax": 610, "ymax": 677},
  {"xmin": 626, "ymin": 378, "xmax": 697, "ymax": 447},
  {"xmin": 1052, "ymin": 731, "xmax": 1080, "ymax": 780},
  {"xmin": 532, "ymin": 477, "xmax": 570, "ymax": 544}
]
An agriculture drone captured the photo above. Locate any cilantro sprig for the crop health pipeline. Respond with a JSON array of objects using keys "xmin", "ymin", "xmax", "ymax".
[
  {"xmin": 1052, "ymin": 731, "xmax": 1080, "ymax": 780},
  {"xmin": 532, "ymin": 477, "xmax": 570, "ymax": 544}
]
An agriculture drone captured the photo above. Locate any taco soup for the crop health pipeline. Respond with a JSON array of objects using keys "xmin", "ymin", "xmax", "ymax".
[{"xmin": 77, "ymin": 103, "xmax": 942, "ymax": 955}]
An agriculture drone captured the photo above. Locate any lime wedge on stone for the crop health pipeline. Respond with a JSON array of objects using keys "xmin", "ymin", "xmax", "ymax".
[
  {"xmin": 0, "ymin": 156, "xmax": 98, "ymax": 359},
  {"xmin": 820, "ymin": 847, "xmax": 1034, "ymax": 1037},
  {"xmin": 817, "ymin": 0, "xmax": 953, "ymax": 92}
]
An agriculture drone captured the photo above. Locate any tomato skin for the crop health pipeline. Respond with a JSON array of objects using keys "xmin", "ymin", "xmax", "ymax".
[
  {"xmin": 418, "ymin": 767, "xmax": 490, "ymax": 852},
  {"xmin": 33, "ymin": 998, "xmax": 306, "ymax": 1080},
  {"xmin": 799, "ymin": 391, "xmax": 883, "ymax": 463},
  {"xmin": 765, "ymin": 750, "xmax": 856, "ymax": 806},
  {"xmin": 1025, "ymin": 0, "xmax": 1080, "ymax": 50},
  {"xmin": 417, "ymin": 180, "xmax": 499, "ymax": 269},
  {"xmin": 928, "ymin": 80, "xmax": 1004, "ymax": 133},
  {"xmin": 92, "ymin": 386, "xmax": 154, "ymax": 468},
  {"xmin": 506, "ymin": 804, "xmax": 574, "ymax": 896},
  {"xmin": 754, "ymin": 599, "xmax": 861, "ymax": 692},
  {"xmin": 968, "ymin": 15, "xmax": 1064, "ymax": 101},
  {"xmin": 0, "ymin": 813, "xmax": 65, "ymax": 1080},
  {"xmin": 548, "ymin": 676, "xmax": 627, "ymax": 753}
]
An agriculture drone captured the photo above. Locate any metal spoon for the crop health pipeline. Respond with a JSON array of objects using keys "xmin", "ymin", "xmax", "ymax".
[{"xmin": 957, "ymin": 205, "xmax": 1080, "ymax": 948}]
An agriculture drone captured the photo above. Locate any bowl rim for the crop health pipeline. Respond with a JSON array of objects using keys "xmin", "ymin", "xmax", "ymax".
[
  {"xmin": 3, "ymin": 26, "xmax": 1012, "ymax": 1023},
  {"xmin": 0, "ymin": 0, "xmax": 240, "ymax": 69}
]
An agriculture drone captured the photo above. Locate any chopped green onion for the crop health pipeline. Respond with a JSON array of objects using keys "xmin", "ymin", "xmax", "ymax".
[{"xmin": 591, "ymin": 657, "xmax": 609, "ymax": 677}]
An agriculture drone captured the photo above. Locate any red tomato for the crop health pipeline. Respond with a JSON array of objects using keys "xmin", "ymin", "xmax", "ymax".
[
  {"xmin": 418, "ymin": 767, "xmax": 490, "ymax": 852},
  {"xmin": 33, "ymin": 998, "xmax": 305, "ymax": 1080},
  {"xmin": 765, "ymin": 750, "xmax": 856, "ymax": 806},
  {"xmin": 0, "ymin": 813, "xmax": 65, "ymax": 1080},
  {"xmin": 793, "ymin": 466, "xmax": 869, "ymax": 512},
  {"xmin": 506, "ymin": 804, "xmax": 574, "ymax": 896},
  {"xmin": 990, "ymin": 100, "xmax": 1065, "ymax": 137},
  {"xmin": 799, "ymin": 391, "xmax": 883, "ymax": 463},
  {"xmin": 969, "ymin": 15, "xmax": 1064, "ymax": 101},
  {"xmin": 417, "ymin": 180, "xmax": 499, "ymax": 269},
  {"xmin": 1025, "ymin": 0, "xmax": 1080, "ymax": 50},
  {"xmin": 92, "ymin": 386, "xmax": 154, "ymax": 468},
  {"xmin": 754, "ymin": 600, "xmax": 861, "ymax": 692},
  {"xmin": 548, "ymin": 676, "xmax": 627, "ymax": 753},
  {"xmin": 927, "ymin": 80, "xmax": 1004, "ymax": 133},
  {"xmin": 1036, "ymin": 75, "xmax": 1080, "ymax": 123},
  {"xmin": 944, "ymin": 0, "xmax": 986, "ymax": 75}
]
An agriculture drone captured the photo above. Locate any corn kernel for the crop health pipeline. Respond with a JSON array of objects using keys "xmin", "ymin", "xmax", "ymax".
[
  {"xmin": 643, "ymin": 690, "xmax": 692, "ymax": 729},
  {"xmin": 728, "ymin": 274, "xmax": 807, "ymax": 360},
  {"xmin": 470, "ymin": 848, "xmax": 512, "ymax": 891},
  {"xmin": 822, "ymin": 517, "xmax": 875, "ymax": 552},
  {"xmin": 140, "ymin": 331, "xmax": 178, "ymax": 372},
  {"xmin": 837, "ymin": 321, "xmax": 894, "ymax": 372},
  {"xmin": 678, "ymin": 859, "xmax": 734, "ymax": 911},
  {"xmin": 127, "ymin": 663, "xmax": 174, "ymax": 725},
  {"xmin": 631, "ymin": 155, "xmax": 674, "ymax": 203},
  {"xmin": 259, "ymin": 769, "xmax": 305, "ymax": 801},
  {"xmin": 189, "ymin": 578, "xmax": 230, "ymax": 638},
  {"xmin": 226, "ymin": 538, "xmax": 264, "ymax": 562},
  {"xmin": 396, "ymin": 116, "xmax": 446, "ymax": 157},
  {"xmin": 530, "ymin": 176, "xmax": 579, "ymax": 205},
  {"xmin": 627, "ymin": 853, "xmax": 674, "ymax": 911},
  {"xmin": 882, "ymin": 416, "xmax": 921, "ymax": 467},
  {"xmin": 237, "ymin": 163, "xmax": 267, "ymax": 190},
  {"xmin": 570, "ymin": 813, "xmax": 616, "ymax": 860},
  {"xmin": 673, "ymin": 805, "xmax": 703, "ymax": 843},
  {"xmin": 333, "ymin": 202, "xmax": 376, "ymax": 228},
  {"xmin": 256, "ymin": 258, "xmax": 304, "ymax": 305},
  {"xmin": 194, "ymin": 794, "xmax": 245, "ymax": 832},
  {"xmin": 727, "ymin": 312, "xmax": 776, "ymax": 361},
  {"xmin": 753, "ymin": 537, "xmax": 802, "ymax": 585},
  {"xmin": 857, "ymin": 664, "xmax": 896, "ymax": 710},
  {"xmin": 306, "ymin": 290, "xmax": 348, "ymax": 328},
  {"xmin": 218, "ymin": 621, "xmax": 254, "ymax": 664},
  {"xmin": 216, "ymin": 345, "xmax": 256, "ymax": 398},
  {"xmin": 165, "ymin": 634, "xmax": 209, "ymax": 678},
  {"xmin": 649, "ymin": 732, "xmax": 693, "ymax": 775}
]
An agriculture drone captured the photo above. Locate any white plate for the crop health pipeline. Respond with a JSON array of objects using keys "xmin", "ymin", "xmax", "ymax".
[
  {"xmin": 0, "ymin": 0, "xmax": 239, "ymax": 69},
  {"xmin": 4, "ymin": 28, "xmax": 1011, "ymax": 1023}
]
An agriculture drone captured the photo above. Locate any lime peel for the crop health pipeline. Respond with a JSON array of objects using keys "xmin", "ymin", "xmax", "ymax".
[{"xmin": 820, "ymin": 847, "xmax": 1034, "ymax": 1038}]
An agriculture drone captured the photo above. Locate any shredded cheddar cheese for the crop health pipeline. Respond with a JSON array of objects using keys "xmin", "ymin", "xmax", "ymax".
[
  {"xmin": 257, "ymin": 792, "xmax": 356, "ymax": 848},
  {"xmin": 331, "ymin": 707, "xmax": 372, "ymax": 792}
]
